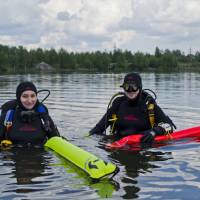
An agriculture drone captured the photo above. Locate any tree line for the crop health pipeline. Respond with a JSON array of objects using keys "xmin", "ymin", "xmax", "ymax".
[{"xmin": 0, "ymin": 44, "xmax": 200, "ymax": 73}]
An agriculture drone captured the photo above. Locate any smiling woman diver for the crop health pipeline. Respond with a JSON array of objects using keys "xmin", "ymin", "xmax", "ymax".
[
  {"xmin": 0, "ymin": 81, "xmax": 59, "ymax": 146},
  {"xmin": 0, "ymin": 81, "xmax": 119, "ymax": 181}
]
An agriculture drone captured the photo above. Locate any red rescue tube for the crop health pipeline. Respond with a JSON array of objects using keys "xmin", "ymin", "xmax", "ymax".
[{"xmin": 106, "ymin": 126, "xmax": 200, "ymax": 149}]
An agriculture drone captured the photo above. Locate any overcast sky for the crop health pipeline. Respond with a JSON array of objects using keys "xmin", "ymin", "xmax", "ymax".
[{"xmin": 0, "ymin": 0, "xmax": 199, "ymax": 54}]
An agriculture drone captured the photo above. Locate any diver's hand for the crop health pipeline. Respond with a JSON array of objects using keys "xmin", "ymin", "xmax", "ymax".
[
  {"xmin": 0, "ymin": 140, "xmax": 13, "ymax": 148},
  {"xmin": 157, "ymin": 122, "xmax": 173, "ymax": 134},
  {"xmin": 141, "ymin": 130, "xmax": 156, "ymax": 143}
]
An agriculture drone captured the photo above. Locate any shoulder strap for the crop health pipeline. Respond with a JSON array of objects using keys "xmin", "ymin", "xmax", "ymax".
[
  {"xmin": 36, "ymin": 104, "xmax": 52, "ymax": 133},
  {"xmin": 146, "ymin": 101, "xmax": 155, "ymax": 128},
  {"xmin": 37, "ymin": 104, "xmax": 47, "ymax": 113},
  {"xmin": 142, "ymin": 90, "xmax": 156, "ymax": 128},
  {"xmin": 4, "ymin": 109, "xmax": 15, "ymax": 132},
  {"xmin": 106, "ymin": 92, "xmax": 124, "ymax": 135}
]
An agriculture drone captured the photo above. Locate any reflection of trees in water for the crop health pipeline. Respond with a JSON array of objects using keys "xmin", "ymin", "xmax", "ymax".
[{"xmin": 108, "ymin": 149, "xmax": 172, "ymax": 199}]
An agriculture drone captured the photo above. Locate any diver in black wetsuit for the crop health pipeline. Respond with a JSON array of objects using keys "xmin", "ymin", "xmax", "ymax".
[
  {"xmin": 0, "ymin": 81, "xmax": 59, "ymax": 146},
  {"xmin": 89, "ymin": 73, "xmax": 175, "ymax": 143}
]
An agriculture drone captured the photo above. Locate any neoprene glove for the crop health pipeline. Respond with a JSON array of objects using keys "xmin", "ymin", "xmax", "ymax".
[
  {"xmin": 140, "ymin": 130, "xmax": 156, "ymax": 143},
  {"xmin": 157, "ymin": 122, "xmax": 173, "ymax": 134},
  {"xmin": 141, "ymin": 122, "xmax": 173, "ymax": 143}
]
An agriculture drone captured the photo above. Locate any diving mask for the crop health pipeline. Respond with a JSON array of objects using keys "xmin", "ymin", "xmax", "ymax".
[{"xmin": 121, "ymin": 83, "xmax": 139, "ymax": 92}]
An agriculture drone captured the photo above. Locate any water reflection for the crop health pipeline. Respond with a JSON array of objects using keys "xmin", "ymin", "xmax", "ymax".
[
  {"xmin": 1, "ymin": 145, "xmax": 120, "ymax": 199},
  {"xmin": 52, "ymin": 154, "xmax": 119, "ymax": 198},
  {"xmin": 0, "ymin": 146, "xmax": 52, "ymax": 195},
  {"xmin": 1, "ymin": 72, "xmax": 200, "ymax": 199},
  {"xmin": 107, "ymin": 148, "xmax": 172, "ymax": 199},
  {"xmin": 13, "ymin": 147, "xmax": 48, "ymax": 186}
]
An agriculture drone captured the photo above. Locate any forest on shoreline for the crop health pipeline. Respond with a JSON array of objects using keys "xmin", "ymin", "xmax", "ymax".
[{"xmin": 0, "ymin": 44, "xmax": 200, "ymax": 73}]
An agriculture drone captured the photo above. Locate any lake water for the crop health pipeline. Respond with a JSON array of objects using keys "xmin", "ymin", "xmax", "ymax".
[{"xmin": 0, "ymin": 72, "xmax": 200, "ymax": 199}]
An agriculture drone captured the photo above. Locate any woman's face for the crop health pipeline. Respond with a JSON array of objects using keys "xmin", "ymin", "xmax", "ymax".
[
  {"xmin": 20, "ymin": 90, "xmax": 37, "ymax": 110},
  {"xmin": 125, "ymin": 89, "xmax": 140, "ymax": 100}
]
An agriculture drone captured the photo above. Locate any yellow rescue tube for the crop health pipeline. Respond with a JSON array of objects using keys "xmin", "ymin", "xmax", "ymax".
[{"xmin": 45, "ymin": 136, "xmax": 118, "ymax": 180}]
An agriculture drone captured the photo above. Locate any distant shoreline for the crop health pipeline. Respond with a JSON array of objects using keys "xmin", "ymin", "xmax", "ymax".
[{"xmin": 1, "ymin": 44, "xmax": 200, "ymax": 74}]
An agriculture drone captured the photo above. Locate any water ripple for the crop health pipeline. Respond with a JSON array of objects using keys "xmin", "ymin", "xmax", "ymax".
[{"xmin": 1, "ymin": 73, "xmax": 200, "ymax": 199}]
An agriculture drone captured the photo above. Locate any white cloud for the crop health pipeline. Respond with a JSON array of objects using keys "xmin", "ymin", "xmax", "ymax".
[
  {"xmin": 103, "ymin": 30, "xmax": 136, "ymax": 50},
  {"xmin": 131, "ymin": 0, "xmax": 200, "ymax": 39},
  {"xmin": 0, "ymin": 0, "xmax": 200, "ymax": 53}
]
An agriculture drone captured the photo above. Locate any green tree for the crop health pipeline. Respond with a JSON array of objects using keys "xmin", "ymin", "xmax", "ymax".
[{"xmin": 155, "ymin": 47, "xmax": 162, "ymax": 57}]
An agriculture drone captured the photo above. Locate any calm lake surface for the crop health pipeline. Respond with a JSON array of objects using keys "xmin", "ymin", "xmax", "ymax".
[{"xmin": 0, "ymin": 72, "xmax": 200, "ymax": 199}]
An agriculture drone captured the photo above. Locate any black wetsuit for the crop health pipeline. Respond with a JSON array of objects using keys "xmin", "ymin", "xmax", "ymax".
[
  {"xmin": 0, "ymin": 100, "xmax": 59, "ymax": 145},
  {"xmin": 90, "ymin": 91, "xmax": 174, "ymax": 137}
]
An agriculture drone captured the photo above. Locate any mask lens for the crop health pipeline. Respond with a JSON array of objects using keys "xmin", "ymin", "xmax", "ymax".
[{"xmin": 123, "ymin": 83, "xmax": 139, "ymax": 92}]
